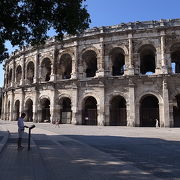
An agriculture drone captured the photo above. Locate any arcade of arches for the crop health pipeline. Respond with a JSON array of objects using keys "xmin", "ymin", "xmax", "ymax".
[{"xmin": 3, "ymin": 19, "xmax": 180, "ymax": 127}]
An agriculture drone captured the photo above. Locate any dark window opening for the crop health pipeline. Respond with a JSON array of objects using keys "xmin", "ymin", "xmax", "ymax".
[
  {"xmin": 41, "ymin": 58, "xmax": 51, "ymax": 82},
  {"xmin": 27, "ymin": 62, "xmax": 34, "ymax": 84},
  {"xmin": 173, "ymin": 94, "xmax": 180, "ymax": 127},
  {"xmin": 171, "ymin": 51, "xmax": 180, "ymax": 73},
  {"xmin": 82, "ymin": 50, "xmax": 97, "ymax": 78},
  {"xmin": 16, "ymin": 66, "xmax": 22, "ymax": 85},
  {"xmin": 139, "ymin": 46, "xmax": 156, "ymax": 75}
]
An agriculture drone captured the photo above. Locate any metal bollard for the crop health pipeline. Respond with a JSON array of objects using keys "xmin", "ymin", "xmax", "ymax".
[{"xmin": 28, "ymin": 125, "xmax": 36, "ymax": 151}]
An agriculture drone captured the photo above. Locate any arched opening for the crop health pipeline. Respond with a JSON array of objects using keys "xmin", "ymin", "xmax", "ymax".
[
  {"xmin": 25, "ymin": 99, "xmax": 33, "ymax": 122},
  {"xmin": 139, "ymin": 45, "xmax": 156, "ymax": 75},
  {"xmin": 58, "ymin": 54, "xmax": 72, "ymax": 79},
  {"xmin": 173, "ymin": 94, "xmax": 180, "ymax": 127},
  {"xmin": 40, "ymin": 98, "xmax": 50, "ymax": 122},
  {"xmin": 8, "ymin": 69, "xmax": 12, "ymax": 86},
  {"xmin": 41, "ymin": 58, "xmax": 51, "ymax": 82},
  {"xmin": 82, "ymin": 50, "xmax": 97, "ymax": 78},
  {"xmin": 171, "ymin": 44, "xmax": 180, "ymax": 73},
  {"xmin": 110, "ymin": 48, "xmax": 125, "ymax": 76},
  {"xmin": 16, "ymin": 65, "xmax": 22, "ymax": 85},
  {"xmin": 59, "ymin": 97, "xmax": 72, "ymax": 124},
  {"xmin": 110, "ymin": 96, "xmax": 127, "ymax": 126},
  {"xmin": 27, "ymin": 61, "xmax": 34, "ymax": 84},
  {"xmin": 82, "ymin": 96, "xmax": 97, "ymax": 125},
  {"xmin": 140, "ymin": 95, "xmax": 159, "ymax": 127},
  {"xmin": 14, "ymin": 100, "xmax": 20, "ymax": 121}
]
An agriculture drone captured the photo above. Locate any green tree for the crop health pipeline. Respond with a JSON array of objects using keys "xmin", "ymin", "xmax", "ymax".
[{"xmin": 0, "ymin": 0, "xmax": 90, "ymax": 62}]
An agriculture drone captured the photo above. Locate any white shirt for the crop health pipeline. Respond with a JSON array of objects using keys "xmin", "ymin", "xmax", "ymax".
[{"xmin": 18, "ymin": 117, "xmax": 24, "ymax": 130}]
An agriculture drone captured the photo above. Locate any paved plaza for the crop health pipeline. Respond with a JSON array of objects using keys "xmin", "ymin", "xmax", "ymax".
[{"xmin": 0, "ymin": 120, "xmax": 180, "ymax": 179}]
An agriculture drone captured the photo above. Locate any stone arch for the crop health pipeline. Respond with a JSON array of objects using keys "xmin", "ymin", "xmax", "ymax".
[
  {"xmin": 138, "ymin": 44, "xmax": 156, "ymax": 75},
  {"xmin": 139, "ymin": 94, "xmax": 160, "ymax": 127},
  {"xmin": 82, "ymin": 96, "xmax": 98, "ymax": 125},
  {"xmin": 24, "ymin": 98, "xmax": 33, "ymax": 122},
  {"xmin": 26, "ymin": 61, "xmax": 35, "ymax": 84},
  {"xmin": 58, "ymin": 53, "xmax": 72, "ymax": 79},
  {"xmin": 107, "ymin": 45, "xmax": 129, "ymax": 56},
  {"xmin": 109, "ymin": 95, "xmax": 127, "ymax": 126},
  {"xmin": 16, "ymin": 65, "xmax": 22, "ymax": 85},
  {"xmin": 41, "ymin": 58, "xmax": 51, "ymax": 82},
  {"xmin": 109, "ymin": 47, "xmax": 125, "ymax": 76},
  {"xmin": 14, "ymin": 100, "xmax": 20, "ymax": 121},
  {"xmin": 170, "ymin": 43, "xmax": 180, "ymax": 73}
]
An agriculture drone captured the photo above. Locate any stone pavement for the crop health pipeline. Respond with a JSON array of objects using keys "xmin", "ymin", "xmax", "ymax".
[
  {"xmin": 0, "ymin": 123, "xmax": 9, "ymax": 153},
  {"xmin": 0, "ymin": 120, "xmax": 160, "ymax": 180}
]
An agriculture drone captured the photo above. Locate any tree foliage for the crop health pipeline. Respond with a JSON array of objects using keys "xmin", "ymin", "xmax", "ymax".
[{"xmin": 0, "ymin": 0, "xmax": 90, "ymax": 62}]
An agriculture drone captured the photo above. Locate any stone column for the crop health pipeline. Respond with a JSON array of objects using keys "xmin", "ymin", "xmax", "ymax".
[
  {"xmin": 34, "ymin": 50, "xmax": 39, "ymax": 83},
  {"xmin": 135, "ymin": 102, "xmax": 140, "ymax": 126},
  {"xmin": 71, "ymin": 87, "xmax": 78, "ymax": 124},
  {"xmin": 21, "ymin": 54, "xmax": 25, "ymax": 86},
  {"xmin": 50, "ymin": 48, "xmax": 56, "ymax": 81},
  {"xmin": 1, "ymin": 92, "xmax": 5, "ymax": 120},
  {"xmin": 71, "ymin": 41, "xmax": 78, "ymax": 79},
  {"xmin": 162, "ymin": 78, "xmax": 170, "ymax": 127},
  {"xmin": 127, "ymin": 34, "xmax": 134, "ymax": 75},
  {"xmin": 50, "ymin": 88, "xmax": 56, "ymax": 123},
  {"xmin": 134, "ymin": 53, "xmax": 140, "ymax": 75},
  {"xmin": 96, "ymin": 36, "xmax": 105, "ymax": 77},
  {"xmin": 97, "ymin": 86, "xmax": 105, "ymax": 125},
  {"xmin": 169, "ymin": 100, "xmax": 174, "ymax": 127},
  {"xmin": 20, "ymin": 89, "xmax": 25, "ymax": 115},
  {"xmin": 160, "ymin": 31, "xmax": 168, "ymax": 74},
  {"xmin": 10, "ymin": 90, "xmax": 14, "ymax": 121},
  {"xmin": 33, "ymin": 90, "xmax": 38, "ymax": 122},
  {"xmin": 11, "ymin": 59, "xmax": 15, "ymax": 87},
  {"xmin": 127, "ymin": 79, "xmax": 135, "ymax": 126}
]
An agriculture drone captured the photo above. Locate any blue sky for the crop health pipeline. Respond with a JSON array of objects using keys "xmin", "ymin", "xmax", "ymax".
[{"xmin": 1, "ymin": 0, "xmax": 180, "ymax": 86}]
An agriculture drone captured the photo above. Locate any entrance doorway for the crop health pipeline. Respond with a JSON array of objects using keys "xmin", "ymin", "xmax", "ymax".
[
  {"xmin": 82, "ymin": 97, "xmax": 97, "ymax": 125},
  {"xmin": 110, "ymin": 96, "xmax": 127, "ymax": 126},
  {"xmin": 25, "ymin": 99, "xmax": 33, "ymax": 122},
  {"xmin": 173, "ymin": 94, "xmax": 180, "ymax": 127},
  {"xmin": 60, "ymin": 98, "xmax": 72, "ymax": 124},
  {"xmin": 140, "ymin": 95, "xmax": 159, "ymax": 127},
  {"xmin": 41, "ymin": 98, "xmax": 50, "ymax": 122}
]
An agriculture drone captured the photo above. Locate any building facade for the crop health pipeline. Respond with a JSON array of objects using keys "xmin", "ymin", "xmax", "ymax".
[{"xmin": 2, "ymin": 19, "xmax": 180, "ymax": 127}]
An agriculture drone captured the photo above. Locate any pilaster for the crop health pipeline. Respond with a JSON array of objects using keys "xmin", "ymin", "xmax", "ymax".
[{"xmin": 127, "ymin": 79, "xmax": 135, "ymax": 126}]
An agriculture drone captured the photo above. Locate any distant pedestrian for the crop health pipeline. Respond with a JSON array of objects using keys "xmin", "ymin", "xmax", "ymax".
[
  {"xmin": 17, "ymin": 113, "xmax": 28, "ymax": 150},
  {"xmin": 155, "ymin": 119, "xmax": 159, "ymax": 128},
  {"xmin": 55, "ymin": 120, "xmax": 60, "ymax": 127}
]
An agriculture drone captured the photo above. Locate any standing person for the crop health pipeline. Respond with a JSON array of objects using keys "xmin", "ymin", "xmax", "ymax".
[
  {"xmin": 17, "ymin": 113, "xmax": 27, "ymax": 150},
  {"xmin": 155, "ymin": 119, "xmax": 159, "ymax": 128}
]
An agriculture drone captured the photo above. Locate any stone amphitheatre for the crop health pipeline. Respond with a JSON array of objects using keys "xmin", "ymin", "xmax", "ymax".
[{"xmin": 2, "ymin": 19, "xmax": 180, "ymax": 127}]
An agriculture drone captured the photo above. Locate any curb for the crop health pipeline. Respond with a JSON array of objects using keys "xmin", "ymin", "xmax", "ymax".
[{"xmin": 0, "ymin": 125, "xmax": 9, "ymax": 153}]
